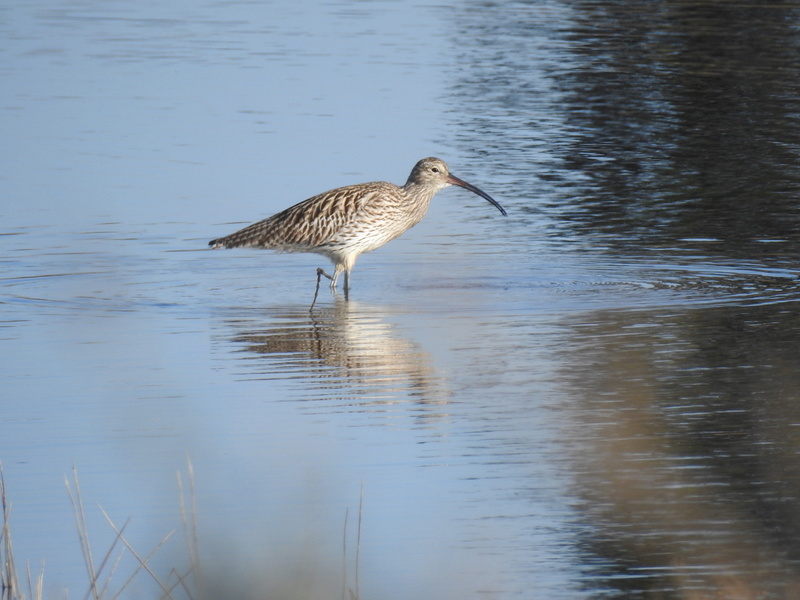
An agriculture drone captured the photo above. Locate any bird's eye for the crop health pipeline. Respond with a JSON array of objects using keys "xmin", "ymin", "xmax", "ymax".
[{"xmin": 431, "ymin": 167, "xmax": 439, "ymax": 173}]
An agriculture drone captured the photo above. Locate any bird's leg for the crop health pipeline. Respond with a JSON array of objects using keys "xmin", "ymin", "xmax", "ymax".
[
  {"xmin": 343, "ymin": 269, "xmax": 351, "ymax": 301},
  {"xmin": 329, "ymin": 265, "xmax": 343, "ymax": 291},
  {"xmin": 310, "ymin": 267, "xmax": 334, "ymax": 311}
]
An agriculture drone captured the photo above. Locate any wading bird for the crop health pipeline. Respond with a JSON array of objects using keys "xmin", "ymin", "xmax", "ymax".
[{"xmin": 209, "ymin": 157, "xmax": 506, "ymax": 305}]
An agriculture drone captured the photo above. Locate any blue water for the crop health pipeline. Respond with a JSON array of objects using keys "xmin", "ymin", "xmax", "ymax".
[{"xmin": 4, "ymin": 1, "xmax": 800, "ymax": 599}]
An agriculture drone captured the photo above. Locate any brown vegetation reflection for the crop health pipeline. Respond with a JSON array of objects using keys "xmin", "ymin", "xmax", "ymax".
[
  {"xmin": 560, "ymin": 301, "xmax": 800, "ymax": 598},
  {"xmin": 221, "ymin": 299, "xmax": 450, "ymax": 418}
]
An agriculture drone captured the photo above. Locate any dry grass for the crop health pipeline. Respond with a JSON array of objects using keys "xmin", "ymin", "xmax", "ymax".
[
  {"xmin": 2, "ymin": 464, "xmax": 45, "ymax": 600},
  {"xmin": 1, "ymin": 463, "xmax": 22, "ymax": 600},
  {"xmin": 1, "ymin": 461, "xmax": 199, "ymax": 600},
  {"xmin": 0, "ymin": 462, "xmax": 364, "ymax": 600},
  {"xmin": 341, "ymin": 482, "xmax": 363, "ymax": 600},
  {"xmin": 65, "ymin": 463, "xmax": 199, "ymax": 600}
]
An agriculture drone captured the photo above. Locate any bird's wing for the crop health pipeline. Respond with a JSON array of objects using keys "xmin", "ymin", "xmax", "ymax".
[{"xmin": 211, "ymin": 182, "xmax": 394, "ymax": 249}]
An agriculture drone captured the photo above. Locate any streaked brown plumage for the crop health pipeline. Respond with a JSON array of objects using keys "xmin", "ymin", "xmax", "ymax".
[{"xmin": 209, "ymin": 157, "xmax": 506, "ymax": 294}]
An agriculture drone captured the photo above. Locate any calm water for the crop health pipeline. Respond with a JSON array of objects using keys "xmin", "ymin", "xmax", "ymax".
[{"xmin": 3, "ymin": 1, "xmax": 800, "ymax": 598}]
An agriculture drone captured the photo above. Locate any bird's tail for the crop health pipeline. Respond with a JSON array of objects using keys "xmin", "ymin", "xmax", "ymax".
[
  {"xmin": 208, "ymin": 234, "xmax": 248, "ymax": 249},
  {"xmin": 208, "ymin": 216, "xmax": 278, "ymax": 249}
]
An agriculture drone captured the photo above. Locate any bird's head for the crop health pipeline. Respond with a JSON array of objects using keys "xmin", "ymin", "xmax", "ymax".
[{"xmin": 406, "ymin": 157, "xmax": 507, "ymax": 216}]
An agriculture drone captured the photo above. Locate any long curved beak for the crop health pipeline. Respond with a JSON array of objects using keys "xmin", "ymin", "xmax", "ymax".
[{"xmin": 447, "ymin": 173, "xmax": 507, "ymax": 216}]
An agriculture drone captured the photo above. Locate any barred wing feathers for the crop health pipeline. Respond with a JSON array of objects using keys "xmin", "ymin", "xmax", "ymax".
[{"xmin": 209, "ymin": 182, "xmax": 399, "ymax": 251}]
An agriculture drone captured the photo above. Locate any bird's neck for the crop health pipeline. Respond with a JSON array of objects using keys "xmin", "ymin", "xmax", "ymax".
[
  {"xmin": 400, "ymin": 183, "xmax": 437, "ymax": 223},
  {"xmin": 402, "ymin": 182, "xmax": 440, "ymax": 203}
]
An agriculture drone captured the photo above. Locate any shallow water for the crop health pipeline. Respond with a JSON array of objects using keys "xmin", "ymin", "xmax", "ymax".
[{"xmin": 3, "ymin": 1, "xmax": 800, "ymax": 598}]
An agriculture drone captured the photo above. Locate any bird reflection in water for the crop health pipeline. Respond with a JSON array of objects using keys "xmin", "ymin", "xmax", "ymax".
[{"xmin": 223, "ymin": 299, "xmax": 451, "ymax": 420}]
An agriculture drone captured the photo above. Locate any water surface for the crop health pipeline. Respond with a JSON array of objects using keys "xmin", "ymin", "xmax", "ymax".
[{"xmin": 3, "ymin": 1, "xmax": 800, "ymax": 598}]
